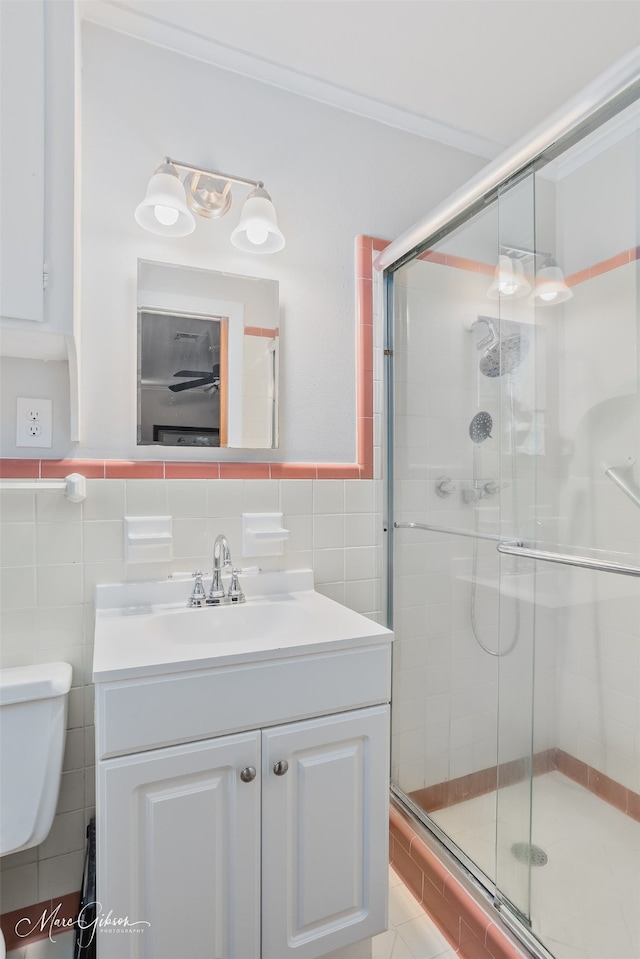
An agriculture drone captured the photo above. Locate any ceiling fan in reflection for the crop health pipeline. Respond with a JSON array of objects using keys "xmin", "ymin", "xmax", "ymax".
[{"xmin": 168, "ymin": 365, "xmax": 220, "ymax": 394}]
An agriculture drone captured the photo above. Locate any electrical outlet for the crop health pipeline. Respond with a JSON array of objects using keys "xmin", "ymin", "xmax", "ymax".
[{"xmin": 16, "ymin": 397, "xmax": 52, "ymax": 448}]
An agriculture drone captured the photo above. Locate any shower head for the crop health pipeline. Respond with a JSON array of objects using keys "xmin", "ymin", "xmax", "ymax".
[
  {"xmin": 479, "ymin": 334, "xmax": 529, "ymax": 377},
  {"xmin": 469, "ymin": 411, "xmax": 493, "ymax": 443},
  {"xmin": 471, "ymin": 315, "xmax": 529, "ymax": 378}
]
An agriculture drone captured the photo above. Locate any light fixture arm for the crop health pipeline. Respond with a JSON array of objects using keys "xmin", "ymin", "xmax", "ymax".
[{"xmin": 163, "ymin": 157, "xmax": 264, "ymax": 191}]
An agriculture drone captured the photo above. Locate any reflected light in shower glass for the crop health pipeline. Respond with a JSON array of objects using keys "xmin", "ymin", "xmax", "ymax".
[
  {"xmin": 531, "ymin": 264, "xmax": 573, "ymax": 304},
  {"xmin": 487, "ymin": 255, "xmax": 531, "ymax": 299}
]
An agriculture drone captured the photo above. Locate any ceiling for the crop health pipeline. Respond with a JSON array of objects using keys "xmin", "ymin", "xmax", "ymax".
[{"xmin": 83, "ymin": 0, "xmax": 640, "ymax": 158}]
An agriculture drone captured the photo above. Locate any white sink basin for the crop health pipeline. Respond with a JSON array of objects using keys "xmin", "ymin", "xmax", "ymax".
[
  {"xmin": 93, "ymin": 570, "xmax": 391, "ymax": 681},
  {"xmin": 156, "ymin": 598, "xmax": 323, "ymax": 645}
]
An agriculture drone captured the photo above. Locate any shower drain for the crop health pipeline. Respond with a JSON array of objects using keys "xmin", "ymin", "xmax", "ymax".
[{"xmin": 510, "ymin": 842, "xmax": 548, "ymax": 867}]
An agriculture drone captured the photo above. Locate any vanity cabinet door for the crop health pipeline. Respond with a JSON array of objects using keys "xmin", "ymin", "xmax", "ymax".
[
  {"xmin": 97, "ymin": 731, "xmax": 261, "ymax": 959},
  {"xmin": 261, "ymin": 705, "xmax": 390, "ymax": 959}
]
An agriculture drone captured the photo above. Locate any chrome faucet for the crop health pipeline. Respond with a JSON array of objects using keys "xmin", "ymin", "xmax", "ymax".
[
  {"xmin": 207, "ymin": 534, "xmax": 245, "ymax": 605},
  {"xmin": 208, "ymin": 534, "xmax": 231, "ymax": 604}
]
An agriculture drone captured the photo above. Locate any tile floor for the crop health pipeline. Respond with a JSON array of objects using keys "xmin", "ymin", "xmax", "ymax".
[
  {"xmin": 373, "ymin": 867, "xmax": 456, "ymax": 959},
  {"xmin": 432, "ymin": 770, "xmax": 640, "ymax": 959},
  {"xmin": 7, "ymin": 868, "xmax": 455, "ymax": 959},
  {"xmin": 6, "ymin": 932, "xmax": 74, "ymax": 959}
]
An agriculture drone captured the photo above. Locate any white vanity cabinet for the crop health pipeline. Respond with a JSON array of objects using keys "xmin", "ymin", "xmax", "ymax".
[{"xmin": 95, "ymin": 627, "xmax": 392, "ymax": 959}]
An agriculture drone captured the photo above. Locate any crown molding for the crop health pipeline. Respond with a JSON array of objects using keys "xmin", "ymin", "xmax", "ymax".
[{"xmin": 80, "ymin": 0, "xmax": 502, "ymax": 161}]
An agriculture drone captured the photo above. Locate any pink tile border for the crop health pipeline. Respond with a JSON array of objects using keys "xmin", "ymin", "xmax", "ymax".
[
  {"xmin": 0, "ymin": 458, "xmax": 369, "ymax": 481},
  {"xmin": 104, "ymin": 461, "xmax": 165, "ymax": 479},
  {"xmin": 566, "ymin": 247, "xmax": 635, "ymax": 285},
  {"xmin": 244, "ymin": 326, "xmax": 278, "ymax": 338},
  {"xmin": 164, "ymin": 462, "xmax": 220, "ymax": 479},
  {"xmin": 410, "ymin": 747, "xmax": 640, "ymax": 825},
  {"xmin": 0, "ymin": 459, "xmax": 41, "ymax": 479},
  {"xmin": 219, "ymin": 462, "xmax": 271, "ymax": 479},
  {"xmin": 389, "ymin": 806, "xmax": 529, "ymax": 959},
  {"xmin": 1, "ymin": 891, "xmax": 80, "ymax": 951},
  {"xmin": 1, "ymin": 237, "xmax": 380, "ymax": 483},
  {"xmin": 41, "ymin": 459, "xmax": 106, "ymax": 479}
]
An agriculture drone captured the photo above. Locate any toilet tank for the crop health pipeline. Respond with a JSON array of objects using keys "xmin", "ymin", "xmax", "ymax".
[{"xmin": 0, "ymin": 662, "xmax": 72, "ymax": 856}]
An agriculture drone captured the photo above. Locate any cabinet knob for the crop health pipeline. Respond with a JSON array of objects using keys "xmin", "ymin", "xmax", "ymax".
[
  {"xmin": 273, "ymin": 760, "xmax": 289, "ymax": 776},
  {"xmin": 240, "ymin": 766, "xmax": 256, "ymax": 783}
]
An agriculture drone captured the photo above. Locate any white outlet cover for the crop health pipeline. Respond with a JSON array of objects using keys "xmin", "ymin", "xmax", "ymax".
[{"xmin": 16, "ymin": 397, "xmax": 53, "ymax": 447}]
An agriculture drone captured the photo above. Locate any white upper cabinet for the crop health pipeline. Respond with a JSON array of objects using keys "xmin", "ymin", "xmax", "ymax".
[
  {"xmin": 0, "ymin": 0, "xmax": 76, "ymax": 361},
  {"xmin": 0, "ymin": 0, "xmax": 45, "ymax": 325}
]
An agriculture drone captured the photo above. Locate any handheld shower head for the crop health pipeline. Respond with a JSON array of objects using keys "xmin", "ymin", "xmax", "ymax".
[
  {"xmin": 471, "ymin": 316, "xmax": 529, "ymax": 378},
  {"xmin": 469, "ymin": 411, "xmax": 493, "ymax": 443}
]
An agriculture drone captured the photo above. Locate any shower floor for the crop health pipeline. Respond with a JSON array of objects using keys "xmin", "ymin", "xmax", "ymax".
[{"xmin": 429, "ymin": 770, "xmax": 639, "ymax": 959}]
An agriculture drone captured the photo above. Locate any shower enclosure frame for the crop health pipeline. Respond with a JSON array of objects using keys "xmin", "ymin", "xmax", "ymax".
[{"xmin": 382, "ymin": 45, "xmax": 640, "ymax": 959}]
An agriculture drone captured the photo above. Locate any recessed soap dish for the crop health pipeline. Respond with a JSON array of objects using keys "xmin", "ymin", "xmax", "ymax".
[{"xmin": 242, "ymin": 513, "xmax": 290, "ymax": 557}]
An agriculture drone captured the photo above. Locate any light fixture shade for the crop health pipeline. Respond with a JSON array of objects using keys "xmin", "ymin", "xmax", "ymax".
[
  {"xmin": 230, "ymin": 188, "xmax": 285, "ymax": 254},
  {"xmin": 487, "ymin": 255, "xmax": 531, "ymax": 299},
  {"xmin": 531, "ymin": 265, "xmax": 573, "ymax": 305},
  {"xmin": 134, "ymin": 163, "xmax": 196, "ymax": 237}
]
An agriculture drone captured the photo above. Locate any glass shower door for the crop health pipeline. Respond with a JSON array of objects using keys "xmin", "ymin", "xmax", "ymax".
[
  {"xmin": 502, "ymin": 101, "xmax": 640, "ymax": 959},
  {"xmin": 492, "ymin": 169, "xmax": 540, "ymax": 929},
  {"xmin": 388, "ymin": 79, "xmax": 640, "ymax": 959}
]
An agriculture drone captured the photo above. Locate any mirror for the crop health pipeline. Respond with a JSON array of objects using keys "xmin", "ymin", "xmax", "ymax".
[{"xmin": 137, "ymin": 260, "xmax": 279, "ymax": 449}]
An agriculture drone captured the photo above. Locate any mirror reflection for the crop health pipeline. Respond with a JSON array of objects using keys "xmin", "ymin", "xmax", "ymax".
[{"xmin": 137, "ymin": 260, "xmax": 279, "ymax": 449}]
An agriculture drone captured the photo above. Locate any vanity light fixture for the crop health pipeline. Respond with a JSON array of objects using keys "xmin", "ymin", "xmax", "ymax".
[{"xmin": 134, "ymin": 157, "xmax": 285, "ymax": 253}]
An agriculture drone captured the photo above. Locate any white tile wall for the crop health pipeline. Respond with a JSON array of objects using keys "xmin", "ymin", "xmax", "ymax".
[
  {"xmin": 0, "ymin": 470, "xmax": 386, "ymax": 911},
  {"xmin": 553, "ymin": 263, "xmax": 640, "ymax": 795}
]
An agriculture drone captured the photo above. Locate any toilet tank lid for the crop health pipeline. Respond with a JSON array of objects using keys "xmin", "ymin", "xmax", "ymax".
[{"xmin": 0, "ymin": 662, "xmax": 72, "ymax": 705}]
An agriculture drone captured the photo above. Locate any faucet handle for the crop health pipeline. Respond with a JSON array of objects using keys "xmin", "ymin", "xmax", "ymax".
[
  {"xmin": 187, "ymin": 570, "xmax": 207, "ymax": 608},
  {"xmin": 227, "ymin": 568, "xmax": 246, "ymax": 604}
]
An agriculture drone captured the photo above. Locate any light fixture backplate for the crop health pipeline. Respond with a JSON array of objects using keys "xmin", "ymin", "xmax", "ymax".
[{"xmin": 184, "ymin": 172, "xmax": 233, "ymax": 219}]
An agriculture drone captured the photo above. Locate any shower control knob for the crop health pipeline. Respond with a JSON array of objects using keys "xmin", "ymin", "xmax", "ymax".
[
  {"xmin": 435, "ymin": 476, "xmax": 456, "ymax": 498},
  {"xmin": 273, "ymin": 760, "xmax": 289, "ymax": 776},
  {"xmin": 483, "ymin": 480, "xmax": 500, "ymax": 496},
  {"xmin": 240, "ymin": 766, "xmax": 256, "ymax": 783}
]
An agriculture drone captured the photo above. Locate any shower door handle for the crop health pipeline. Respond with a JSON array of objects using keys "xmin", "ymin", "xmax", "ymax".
[
  {"xmin": 496, "ymin": 543, "xmax": 640, "ymax": 578},
  {"xmin": 394, "ymin": 521, "xmax": 523, "ymax": 546}
]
